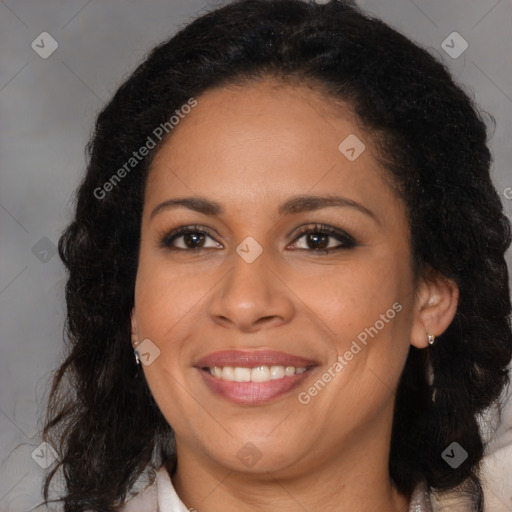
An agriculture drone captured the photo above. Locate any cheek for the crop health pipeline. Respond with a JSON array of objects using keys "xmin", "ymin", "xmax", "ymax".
[
  {"xmin": 293, "ymin": 252, "xmax": 412, "ymax": 400},
  {"xmin": 134, "ymin": 251, "xmax": 208, "ymax": 339},
  {"xmin": 133, "ymin": 263, "xmax": 202, "ymax": 426},
  {"xmin": 290, "ymin": 253, "xmax": 409, "ymax": 342}
]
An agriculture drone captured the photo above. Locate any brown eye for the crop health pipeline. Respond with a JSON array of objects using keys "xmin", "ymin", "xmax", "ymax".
[
  {"xmin": 290, "ymin": 224, "xmax": 357, "ymax": 253},
  {"xmin": 160, "ymin": 226, "xmax": 222, "ymax": 250}
]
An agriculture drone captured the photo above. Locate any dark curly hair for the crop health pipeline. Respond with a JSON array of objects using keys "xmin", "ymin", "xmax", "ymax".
[{"xmin": 41, "ymin": 0, "xmax": 512, "ymax": 510}]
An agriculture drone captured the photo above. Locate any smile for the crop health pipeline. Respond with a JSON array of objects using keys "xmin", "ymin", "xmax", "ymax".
[
  {"xmin": 207, "ymin": 365, "xmax": 307, "ymax": 382},
  {"xmin": 195, "ymin": 349, "xmax": 319, "ymax": 404}
]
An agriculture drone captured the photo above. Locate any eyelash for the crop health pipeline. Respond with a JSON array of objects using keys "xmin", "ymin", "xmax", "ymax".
[{"xmin": 159, "ymin": 223, "xmax": 357, "ymax": 254}]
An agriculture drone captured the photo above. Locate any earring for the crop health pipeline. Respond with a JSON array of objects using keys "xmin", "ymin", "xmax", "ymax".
[
  {"xmin": 134, "ymin": 349, "xmax": 141, "ymax": 365},
  {"xmin": 427, "ymin": 331, "xmax": 436, "ymax": 345}
]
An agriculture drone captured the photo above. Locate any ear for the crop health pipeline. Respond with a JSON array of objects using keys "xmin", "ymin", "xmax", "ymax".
[
  {"xmin": 130, "ymin": 307, "xmax": 139, "ymax": 348},
  {"xmin": 411, "ymin": 270, "xmax": 459, "ymax": 349}
]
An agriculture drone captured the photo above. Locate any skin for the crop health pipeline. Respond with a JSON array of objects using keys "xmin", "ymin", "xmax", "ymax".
[{"xmin": 130, "ymin": 77, "xmax": 459, "ymax": 512}]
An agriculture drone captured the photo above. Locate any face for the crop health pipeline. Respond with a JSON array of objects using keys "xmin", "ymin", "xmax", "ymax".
[{"xmin": 131, "ymin": 78, "xmax": 434, "ymax": 477}]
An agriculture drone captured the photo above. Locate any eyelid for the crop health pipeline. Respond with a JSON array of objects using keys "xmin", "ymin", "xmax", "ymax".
[
  {"xmin": 289, "ymin": 223, "xmax": 357, "ymax": 250},
  {"xmin": 158, "ymin": 225, "xmax": 220, "ymax": 249},
  {"xmin": 159, "ymin": 222, "xmax": 357, "ymax": 252}
]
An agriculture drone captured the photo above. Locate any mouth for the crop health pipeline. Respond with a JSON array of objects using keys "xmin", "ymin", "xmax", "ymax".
[
  {"xmin": 194, "ymin": 350, "xmax": 318, "ymax": 405},
  {"xmin": 205, "ymin": 364, "xmax": 308, "ymax": 382}
]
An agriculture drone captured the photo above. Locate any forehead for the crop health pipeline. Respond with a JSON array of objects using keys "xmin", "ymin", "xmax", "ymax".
[{"xmin": 144, "ymin": 77, "xmax": 398, "ymax": 220}]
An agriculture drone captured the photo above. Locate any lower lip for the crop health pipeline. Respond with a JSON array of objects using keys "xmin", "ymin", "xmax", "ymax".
[{"xmin": 197, "ymin": 368, "xmax": 315, "ymax": 405}]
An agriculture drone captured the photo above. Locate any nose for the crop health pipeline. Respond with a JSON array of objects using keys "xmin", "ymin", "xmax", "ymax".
[{"xmin": 207, "ymin": 249, "xmax": 295, "ymax": 333}]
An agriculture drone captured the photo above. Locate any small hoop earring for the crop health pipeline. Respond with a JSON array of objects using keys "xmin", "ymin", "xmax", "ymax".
[
  {"xmin": 134, "ymin": 349, "xmax": 141, "ymax": 365},
  {"xmin": 427, "ymin": 332, "xmax": 436, "ymax": 345}
]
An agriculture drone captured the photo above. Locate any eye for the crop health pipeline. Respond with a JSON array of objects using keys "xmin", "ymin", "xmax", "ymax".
[
  {"xmin": 289, "ymin": 223, "xmax": 357, "ymax": 254},
  {"xmin": 159, "ymin": 225, "xmax": 222, "ymax": 250},
  {"xmin": 159, "ymin": 223, "xmax": 357, "ymax": 254}
]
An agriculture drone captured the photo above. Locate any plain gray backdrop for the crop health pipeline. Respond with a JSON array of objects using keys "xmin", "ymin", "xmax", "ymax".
[{"xmin": 1, "ymin": 0, "xmax": 511, "ymax": 510}]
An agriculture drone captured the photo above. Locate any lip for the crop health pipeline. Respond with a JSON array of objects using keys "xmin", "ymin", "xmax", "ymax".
[
  {"xmin": 194, "ymin": 350, "xmax": 319, "ymax": 405},
  {"xmin": 197, "ymin": 367, "xmax": 315, "ymax": 405},
  {"xmin": 195, "ymin": 350, "xmax": 318, "ymax": 369}
]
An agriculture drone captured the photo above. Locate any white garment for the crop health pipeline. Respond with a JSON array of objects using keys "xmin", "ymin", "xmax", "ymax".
[
  {"xmin": 121, "ymin": 466, "xmax": 435, "ymax": 512},
  {"xmin": 120, "ymin": 466, "xmax": 187, "ymax": 512},
  {"xmin": 479, "ymin": 379, "xmax": 512, "ymax": 511}
]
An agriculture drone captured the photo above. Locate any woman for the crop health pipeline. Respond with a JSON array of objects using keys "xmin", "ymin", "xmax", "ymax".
[{"xmin": 41, "ymin": 1, "xmax": 512, "ymax": 511}]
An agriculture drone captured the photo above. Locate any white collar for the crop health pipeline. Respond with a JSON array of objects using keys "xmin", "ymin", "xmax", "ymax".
[{"xmin": 155, "ymin": 467, "xmax": 190, "ymax": 512}]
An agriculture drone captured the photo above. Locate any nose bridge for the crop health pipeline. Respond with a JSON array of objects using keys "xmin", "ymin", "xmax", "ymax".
[
  {"xmin": 232, "ymin": 244, "xmax": 270, "ymax": 291},
  {"xmin": 223, "ymin": 227, "xmax": 272, "ymax": 293},
  {"xmin": 207, "ymin": 241, "xmax": 294, "ymax": 331},
  {"xmin": 223, "ymin": 244, "xmax": 274, "ymax": 309}
]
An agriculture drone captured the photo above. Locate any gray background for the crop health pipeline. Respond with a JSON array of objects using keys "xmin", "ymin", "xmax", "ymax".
[{"xmin": 1, "ymin": 0, "xmax": 511, "ymax": 510}]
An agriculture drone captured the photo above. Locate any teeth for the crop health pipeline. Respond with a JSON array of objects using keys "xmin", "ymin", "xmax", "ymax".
[
  {"xmin": 284, "ymin": 366, "xmax": 295, "ymax": 376},
  {"xmin": 270, "ymin": 365, "xmax": 284, "ymax": 379},
  {"xmin": 221, "ymin": 367, "xmax": 235, "ymax": 381},
  {"xmin": 209, "ymin": 365, "xmax": 307, "ymax": 382},
  {"xmin": 251, "ymin": 366, "xmax": 270, "ymax": 382},
  {"xmin": 234, "ymin": 367, "xmax": 251, "ymax": 382}
]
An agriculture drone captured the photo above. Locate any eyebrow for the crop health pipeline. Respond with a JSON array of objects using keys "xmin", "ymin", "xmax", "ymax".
[{"xmin": 150, "ymin": 194, "xmax": 379, "ymax": 223}]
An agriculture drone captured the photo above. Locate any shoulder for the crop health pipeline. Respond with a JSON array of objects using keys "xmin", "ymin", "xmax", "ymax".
[
  {"xmin": 409, "ymin": 479, "xmax": 483, "ymax": 512},
  {"xmin": 409, "ymin": 481, "xmax": 434, "ymax": 512},
  {"xmin": 119, "ymin": 460, "xmax": 186, "ymax": 512},
  {"xmin": 119, "ymin": 472, "xmax": 158, "ymax": 512},
  {"xmin": 120, "ymin": 483, "xmax": 158, "ymax": 512}
]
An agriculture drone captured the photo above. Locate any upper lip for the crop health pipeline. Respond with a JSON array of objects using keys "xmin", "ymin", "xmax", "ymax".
[{"xmin": 195, "ymin": 350, "xmax": 318, "ymax": 369}]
